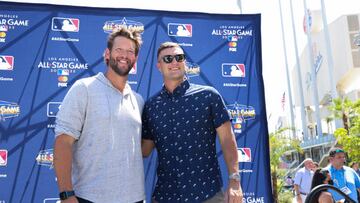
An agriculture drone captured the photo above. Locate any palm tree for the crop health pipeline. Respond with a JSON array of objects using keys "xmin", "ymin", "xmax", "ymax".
[
  {"xmin": 329, "ymin": 97, "xmax": 360, "ymax": 162},
  {"xmin": 328, "ymin": 97, "xmax": 354, "ymax": 132}
]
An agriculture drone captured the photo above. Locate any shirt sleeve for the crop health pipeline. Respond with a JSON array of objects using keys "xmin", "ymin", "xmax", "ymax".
[
  {"xmin": 141, "ymin": 103, "xmax": 153, "ymax": 140},
  {"xmin": 209, "ymin": 88, "xmax": 230, "ymax": 128},
  {"xmin": 54, "ymin": 80, "xmax": 88, "ymax": 140},
  {"xmin": 293, "ymin": 170, "xmax": 302, "ymax": 185}
]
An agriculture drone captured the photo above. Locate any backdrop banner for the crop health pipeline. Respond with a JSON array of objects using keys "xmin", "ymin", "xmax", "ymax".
[{"xmin": 0, "ymin": 1, "xmax": 271, "ymax": 202}]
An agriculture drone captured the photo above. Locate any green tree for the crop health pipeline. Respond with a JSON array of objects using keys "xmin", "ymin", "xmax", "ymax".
[
  {"xmin": 328, "ymin": 97, "xmax": 356, "ymax": 132},
  {"xmin": 269, "ymin": 127, "xmax": 302, "ymax": 202},
  {"xmin": 330, "ymin": 98, "xmax": 360, "ymax": 162}
]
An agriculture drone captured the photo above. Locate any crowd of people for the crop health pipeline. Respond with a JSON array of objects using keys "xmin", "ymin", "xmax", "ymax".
[{"xmin": 291, "ymin": 148, "xmax": 360, "ymax": 203}]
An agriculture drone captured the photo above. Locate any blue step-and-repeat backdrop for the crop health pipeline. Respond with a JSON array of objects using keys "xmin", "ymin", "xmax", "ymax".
[{"xmin": 0, "ymin": 1, "xmax": 272, "ymax": 203}]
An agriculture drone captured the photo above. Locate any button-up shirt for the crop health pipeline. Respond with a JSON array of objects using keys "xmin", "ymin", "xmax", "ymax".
[
  {"xmin": 142, "ymin": 80, "xmax": 230, "ymax": 202},
  {"xmin": 293, "ymin": 167, "xmax": 313, "ymax": 194}
]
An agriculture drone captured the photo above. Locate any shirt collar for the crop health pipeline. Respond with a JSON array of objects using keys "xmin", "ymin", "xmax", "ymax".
[
  {"xmin": 95, "ymin": 72, "xmax": 132, "ymax": 96},
  {"xmin": 160, "ymin": 80, "xmax": 190, "ymax": 97},
  {"xmin": 329, "ymin": 165, "xmax": 344, "ymax": 172}
]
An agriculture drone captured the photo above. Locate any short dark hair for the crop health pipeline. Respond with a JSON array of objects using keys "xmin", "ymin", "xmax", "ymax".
[
  {"xmin": 107, "ymin": 26, "xmax": 143, "ymax": 56},
  {"xmin": 157, "ymin": 42, "xmax": 184, "ymax": 59},
  {"xmin": 329, "ymin": 148, "xmax": 345, "ymax": 157}
]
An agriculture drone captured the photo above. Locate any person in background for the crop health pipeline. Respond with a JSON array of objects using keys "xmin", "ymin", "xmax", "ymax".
[
  {"xmin": 313, "ymin": 162, "xmax": 320, "ymax": 172},
  {"xmin": 141, "ymin": 42, "xmax": 243, "ymax": 203},
  {"xmin": 309, "ymin": 168, "xmax": 334, "ymax": 203},
  {"xmin": 293, "ymin": 158, "xmax": 315, "ymax": 203},
  {"xmin": 284, "ymin": 176, "xmax": 294, "ymax": 191},
  {"xmin": 325, "ymin": 148, "xmax": 360, "ymax": 203},
  {"xmin": 53, "ymin": 27, "xmax": 145, "ymax": 203},
  {"xmin": 351, "ymin": 162, "xmax": 360, "ymax": 177}
]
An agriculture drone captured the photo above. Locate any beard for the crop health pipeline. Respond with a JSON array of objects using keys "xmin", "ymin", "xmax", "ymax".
[{"xmin": 109, "ymin": 56, "xmax": 134, "ymax": 76}]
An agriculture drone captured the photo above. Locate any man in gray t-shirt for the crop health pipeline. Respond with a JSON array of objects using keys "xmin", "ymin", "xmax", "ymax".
[{"xmin": 54, "ymin": 27, "xmax": 145, "ymax": 203}]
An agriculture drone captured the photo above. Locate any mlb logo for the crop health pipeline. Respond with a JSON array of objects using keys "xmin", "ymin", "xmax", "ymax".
[
  {"xmin": 0, "ymin": 55, "xmax": 14, "ymax": 70},
  {"xmin": 222, "ymin": 63, "xmax": 245, "ymax": 77},
  {"xmin": 129, "ymin": 62, "xmax": 137, "ymax": 74},
  {"xmin": 57, "ymin": 69, "xmax": 69, "ymax": 76},
  {"xmin": 0, "ymin": 25, "xmax": 8, "ymax": 32},
  {"xmin": 238, "ymin": 148, "xmax": 251, "ymax": 162},
  {"xmin": 0, "ymin": 150, "xmax": 7, "ymax": 166},
  {"xmin": 227, "ymin": 35, "xmax": 238, "ymax": 42},
  {"xmin": 168, "ymin": 23, "xmax": 192, "ymax": 37},
  {"xmin": 52, "ymin": 17, "xmax": 80, "ymax": 32},
  {"xmin": 47, "ymin": 102, "xmax": 61, "ymax": 117}
]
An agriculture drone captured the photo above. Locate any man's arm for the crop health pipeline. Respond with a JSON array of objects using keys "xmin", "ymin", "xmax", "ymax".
[
  {"xmin": 293, "ymin": 184, "xmax": 303, "ymax": 203},
  {"xmin": 217, "ymin": 121, "xmax": 243, "ymax": 202},
  {"xmin": 54, "ymin": 134, "xmax": 77, "ymax": 202},
  {"xmin": 141, "ymin": 139, "xmax": 155, "ymax": 157},
  {"xmin": 293, "ymin": 170, "xmax": 303, "ymax": 203}
]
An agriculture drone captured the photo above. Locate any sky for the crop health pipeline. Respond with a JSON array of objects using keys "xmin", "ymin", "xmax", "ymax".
[
  {"xmin": 4, "ymin": 0, "xmax": 360, "ymax": 132},
  {"xmin": 240, "ymin": 0, "xmax": 360, "ymax": 131}
]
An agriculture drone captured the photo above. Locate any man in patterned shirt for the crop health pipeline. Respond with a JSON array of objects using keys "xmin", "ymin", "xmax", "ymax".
[{"xmin": 142, "ymin": 42, "xmax": 243, "ymax": 203}]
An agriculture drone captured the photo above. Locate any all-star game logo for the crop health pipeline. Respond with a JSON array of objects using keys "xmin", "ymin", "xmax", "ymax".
[
  {"xmin": 103, "ymin": 18, "xmax": 144, "ymax": 33},
  {"xmin": 0, "ymin": 14, "xmax": 29, "ymax": 30},
  {"xmin": 185, "ymin": 61, "xmax": 200, "ymax": 78},
  {"xmin": 211, "ymin": 25, "xmax": 253, "ymax": 52},
  {"xmin": 0, "ymin": 14, "xmax": 30, "ymax": 43},
  {"xmin": 0, "ymin": 100, "xmax": 20, "ymax": 121},
  {"xmin": 37, "ymin": 57, "xmax": 88, "ymax": 87},
  {"xmin": 226, "ymin": 103, "xmax": 255, "ymax": 134},
  {"xmin": 36, "ymin": 149, "xmax": 54, "ymax": 169}
]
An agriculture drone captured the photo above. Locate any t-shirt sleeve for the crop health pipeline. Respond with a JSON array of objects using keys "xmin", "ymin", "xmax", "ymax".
[
  {"xmin": 209, "ymin": 88, "xmax": 230, "ymax": 128},
  {"xmin": 54, "ymin": 80, "xmax": 87, "ymax": 140},
  {"xmin": 141, "ymin": 103, "xmax": 153, "ymax": 140},
  {"xmin": 293, "ymin": 170, "xmax": 302, "ymax": 185}
]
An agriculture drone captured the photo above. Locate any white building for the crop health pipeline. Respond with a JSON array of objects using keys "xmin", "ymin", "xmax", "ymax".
[{"xmin": 288, "ymin": 13, "xmax": 360, "ymax": 164}]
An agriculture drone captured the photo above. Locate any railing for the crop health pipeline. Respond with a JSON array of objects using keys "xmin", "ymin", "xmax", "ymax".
[
  {"xmin": 300, "ymin": 134, "xmax": 336, "ymax": 149},
  {"xmin": 305, "ymin": 184, "xmax": 356, "ymax": 203}
]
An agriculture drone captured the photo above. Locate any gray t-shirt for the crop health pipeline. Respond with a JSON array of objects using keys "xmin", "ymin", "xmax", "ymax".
[{"xmin": 55, "ymin": 72, "xmax": 145, "ymax": 202}]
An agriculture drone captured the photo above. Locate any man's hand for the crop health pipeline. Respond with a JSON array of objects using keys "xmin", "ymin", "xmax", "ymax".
[
  {"xmin": 61, "ymin": 196, "xmax": 78, "ymax": 203},
  {"xmin": 225, "ymin": 180, "xmax": 243, "ymax": 203},
  {"xmin": 296, "ymin": 195, "xmax": 302, "ymax": 203}
]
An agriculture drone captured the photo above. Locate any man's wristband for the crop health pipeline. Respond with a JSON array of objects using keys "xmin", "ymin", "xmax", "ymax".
[
  {"xmin": 228, "ymin": 172, "xmax": 241, "ymax": 182},
  {"xmin": 59, "ymin": 190, "xmax": 75, "ymax": 200}
]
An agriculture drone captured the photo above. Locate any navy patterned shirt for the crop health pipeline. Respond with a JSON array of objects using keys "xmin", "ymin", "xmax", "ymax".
[{"xmin": 142, "ymin": 80, "xmax": 230, "ymax": 203}]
